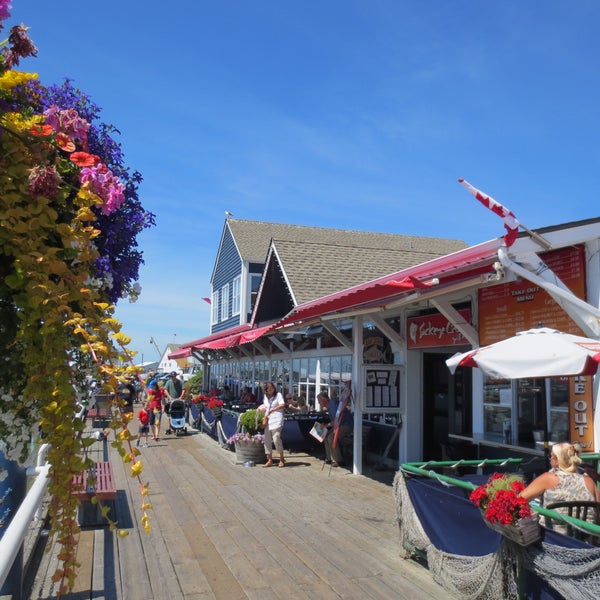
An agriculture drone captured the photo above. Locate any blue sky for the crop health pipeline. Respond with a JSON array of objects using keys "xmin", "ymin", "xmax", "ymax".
[{"xmin": 10, "ymin": 1, "xmax": 600, "ymax": 364}]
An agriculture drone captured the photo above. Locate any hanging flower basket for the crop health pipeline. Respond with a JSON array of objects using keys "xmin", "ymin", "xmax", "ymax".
[{"xmin": 471, "ymin": 473, "xmax": 541, "ymax": 547}]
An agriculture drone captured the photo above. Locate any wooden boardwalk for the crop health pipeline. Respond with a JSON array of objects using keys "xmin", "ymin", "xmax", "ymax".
[{"xmin": 27, "ymin": 421, "xmax": 451, "ymax": 600}]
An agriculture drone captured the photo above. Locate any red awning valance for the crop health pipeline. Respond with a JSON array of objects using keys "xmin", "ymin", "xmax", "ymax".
[
  {"xmin": 239, "ymin": 325, "xmax": 274, "ymax": 344},
  {"xmin": 168, "ymin": 347, "xmax": 193, "ymax": 360}
]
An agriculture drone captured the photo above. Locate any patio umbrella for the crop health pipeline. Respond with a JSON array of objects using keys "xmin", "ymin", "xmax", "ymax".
[{"xmin": 446, "ymin": 327, "xmax": 600, "ymax": 379}]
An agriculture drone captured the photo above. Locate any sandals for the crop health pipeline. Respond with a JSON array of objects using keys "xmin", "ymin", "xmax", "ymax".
[
  {"xmin": 263, "ymin": 460, "xmax": 273, "ymax": 468},
  {"xmin": 278, "ymin": 460, "xmax": 286, "ymax": 468}
]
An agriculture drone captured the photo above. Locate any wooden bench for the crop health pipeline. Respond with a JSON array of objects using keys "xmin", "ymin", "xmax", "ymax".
[
  {"xmin": 72, "ymin": 461, "xmax": 116, "ymax": 526},
  {"xmin": 86, "ymin": 407, "xmax": 108, "ymax": 427}
]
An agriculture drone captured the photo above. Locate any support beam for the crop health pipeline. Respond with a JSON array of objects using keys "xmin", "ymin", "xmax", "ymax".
[
  {"xmin": 268, "ymin": 336, "xmax": 292, "ymax": 354},
  {"xmin": 320, "ymin": 321, "xmax": 353, "ymax": 350},
  {"xmin": 237, "ymin": 344, "xmax": 253, "ymax": 358},
  {"xmin": 250, "ymin": 340, "xmax": 270, "ymax": 356},
  {"xmin": 352, "ymin": 316, "xmax": 363, "ymax": 476},
  {"xmin": 369, "ymin": 314, "xmax": 405, "ymax": 347},
  {"xmin": 429, "ymin": 298, "xmax": 480, "ymax": 346}
]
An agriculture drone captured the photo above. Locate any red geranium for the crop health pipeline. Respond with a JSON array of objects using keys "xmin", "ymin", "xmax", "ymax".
[
  {"xmin": 206, "ymin": 396, "xmax": 224, "ymax": 410},
  {"xmin": 470, "ymin": 473, "xmax": 532, "ymax": 526}
]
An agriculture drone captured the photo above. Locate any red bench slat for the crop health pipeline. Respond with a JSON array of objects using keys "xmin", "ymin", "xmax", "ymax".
[
  {"xmin": 87, "ymin": 408, "xmax": 107, "ymax": 419},
  {"xmin": 72, "ymin": 461, "xmax": 116, "ymax": 501}
]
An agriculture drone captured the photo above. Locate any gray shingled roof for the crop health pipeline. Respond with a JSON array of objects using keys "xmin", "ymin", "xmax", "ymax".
[
  {"xmin": 227, "ymin": 219, "xmax": 466, "ymax": 265},
  {"xmin": 271, "ymin": 238, "xmax": 464, "ymax": 304}
]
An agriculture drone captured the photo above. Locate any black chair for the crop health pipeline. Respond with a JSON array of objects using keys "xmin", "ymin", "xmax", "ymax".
[{"xmin": 545, "ymin": 501, "xmax": 600, "ymax": 545}]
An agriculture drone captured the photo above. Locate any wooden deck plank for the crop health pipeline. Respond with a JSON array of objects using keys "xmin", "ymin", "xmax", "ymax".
[{"xmin": 27, "ymin": 417, "xmax": 453, "ymax": 599}]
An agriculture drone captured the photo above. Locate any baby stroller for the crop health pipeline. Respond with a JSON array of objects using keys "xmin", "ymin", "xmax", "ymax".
[{"xmin": 165, "ymin": 399, "xmax": 187, "ymax": 436}]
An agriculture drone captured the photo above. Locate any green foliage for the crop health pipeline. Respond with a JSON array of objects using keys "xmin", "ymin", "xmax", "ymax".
[
  {"xmin": 187, "ymin": 371, "xmax": 203, "ymax": 395},
  {"xmin": 239, "ymin": 409, "xmax": 261, "ymax": 435}
]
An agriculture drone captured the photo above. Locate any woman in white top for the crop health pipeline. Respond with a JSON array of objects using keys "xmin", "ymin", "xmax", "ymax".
[
  {"xmin": 259, "ymin": 381, "xmax": 286, "ymax": 468},
  {"xmin": 520, "ymin": 442, "xmax": 600, "ymax": 531}
]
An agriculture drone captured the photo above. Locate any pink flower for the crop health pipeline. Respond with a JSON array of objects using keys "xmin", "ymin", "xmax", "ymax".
[
  {"xmin": 80, "ymin": 163, "xmax": 126, "ymax": 215},
  {"xmin": 44, "ymin": 106, "xmax": 89, "ymax": 149}
]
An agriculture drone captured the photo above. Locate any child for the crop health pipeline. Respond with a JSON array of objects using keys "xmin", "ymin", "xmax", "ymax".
[{"xmin": 137, "ymin": 401, "xmax": 150, "ymax": 447}]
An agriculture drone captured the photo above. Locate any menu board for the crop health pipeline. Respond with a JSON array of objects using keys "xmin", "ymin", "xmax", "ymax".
[
  {"xmin": 363, "ymin": 366, "xmax": 402, "ymax": 410},
  {"xmin": 479, "ymin": 245, "xmax": 586, "ymax": 345}
]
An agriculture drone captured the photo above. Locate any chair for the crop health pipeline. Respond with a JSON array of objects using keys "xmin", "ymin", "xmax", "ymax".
[{"xmin": 544, "ymin": 501, "xmax": 600, "ymax": 545}]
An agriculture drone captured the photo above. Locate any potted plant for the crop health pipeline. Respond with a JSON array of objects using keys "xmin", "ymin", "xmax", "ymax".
[
  {"xmin": 206, "ymin": 396, "xmax": 224, "ymax": 420},
  {"xmin": 228, "ymin": 409, "xmax": 265, "ymax": 464},
  {"xmin": 470, "ymin": 473, "xmax": 541, "ymax": 546}
]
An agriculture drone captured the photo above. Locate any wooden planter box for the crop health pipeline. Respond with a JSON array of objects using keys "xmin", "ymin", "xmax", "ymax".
[{"xmin": 481, "ymin": 511, "xmax": 541, "ymax": 546}]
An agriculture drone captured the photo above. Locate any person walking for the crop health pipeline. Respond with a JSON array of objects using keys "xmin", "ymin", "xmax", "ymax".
[
  {"xmin": 147, "ymin": 380, "xmax": 165, "ymax": 441},
  {"xmin": 136, "ymin": 401, "xmax": 150, "ymax": 447},
  {"xmin": 258, "ymin": 381, "xmax": 286, "ymax": 468},
  {"xmin": 164, "ymin": 371, "xmax": 183, "ymax": 402}
]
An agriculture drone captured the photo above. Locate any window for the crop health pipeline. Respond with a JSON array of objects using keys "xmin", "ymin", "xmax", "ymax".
[
  {"xmin": 211, "ymin": 290, "xmax": 218, "ymax": 324},
  {"xmin": 483, "ymin": 377, "xmax": 512, "ymax": 441},
  {"xmin": 221, "ymin": 283, "xmax": 229, "ymax": 322},
  {"xmin": 232, "ymin": 276, "xmax": 241, "ymax": 316},
  {"xmin": 249, "ymin": 274, "xmax": 261, "ymax": 317}
]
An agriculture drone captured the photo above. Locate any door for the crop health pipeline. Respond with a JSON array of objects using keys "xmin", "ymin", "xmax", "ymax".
[{"xmin": 422, "ymin": 353, "xmax": 472, "ymax": 460}]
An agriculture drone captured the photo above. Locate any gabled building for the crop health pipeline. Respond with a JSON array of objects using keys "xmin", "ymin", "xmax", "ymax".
[
  {"xmin": 210, "ymin": 217, "xmax": 467, "ymax": 331},
  {"xmin": 174, "ymin": 215, "xmax": 600, "ymax": 473}
]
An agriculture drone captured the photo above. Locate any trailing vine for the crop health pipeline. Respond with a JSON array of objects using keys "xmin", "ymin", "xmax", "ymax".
[{"xmin": 1, "ymin": 3, "xmax": 154, "ymax": 594}]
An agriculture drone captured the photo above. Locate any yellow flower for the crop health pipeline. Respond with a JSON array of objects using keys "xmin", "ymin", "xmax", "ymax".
[
  {"xmin": 130, "ymin": 461, "xmax": 143, "ymax": 477},
  {"xmin": 0, "ymin": 71, "xmax": 38, "ymax": 90}
]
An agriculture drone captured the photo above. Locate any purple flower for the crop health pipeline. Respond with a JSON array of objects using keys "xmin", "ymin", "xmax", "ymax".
[
  {"xmin": 20, "ymin": 78, "xmax": 155, "ymax": 302},
  {"xmin": 0, "ymin": 0, "xmax": 11, "ymax": 24}
]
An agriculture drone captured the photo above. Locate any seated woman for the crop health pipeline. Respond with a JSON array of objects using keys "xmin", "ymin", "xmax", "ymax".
[
  {"xmin": 286, "ymin": 394, "xmax": 309, "ymax": 415},
  {"xmin": 520, "ymin": 442, "xmax": 600, "ymax": 533}
]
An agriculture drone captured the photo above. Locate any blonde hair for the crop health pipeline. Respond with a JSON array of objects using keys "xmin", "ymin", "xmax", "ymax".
[{"xmin": 551, "ymin": 442, "xmax": 582, "ymax": 473}]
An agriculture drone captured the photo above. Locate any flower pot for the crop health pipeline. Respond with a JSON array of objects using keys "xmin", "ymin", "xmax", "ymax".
[
  {"xmin": 481, "ymin": 511, "xmax": 541, "ymax": 546},
  {"xmin": 234, "ymin": 441, "xmax": 266, "ymax": 465}
]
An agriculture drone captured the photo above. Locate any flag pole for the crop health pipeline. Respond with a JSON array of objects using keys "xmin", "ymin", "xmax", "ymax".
[{"xmin": 516, "ymin": 223, "xmax": 553, "ymax": 251}]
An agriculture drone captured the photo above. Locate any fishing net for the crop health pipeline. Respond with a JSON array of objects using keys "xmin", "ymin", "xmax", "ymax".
[{"xmin": 393, "ymin": 471, "xmax": 600, "ymax": 599}]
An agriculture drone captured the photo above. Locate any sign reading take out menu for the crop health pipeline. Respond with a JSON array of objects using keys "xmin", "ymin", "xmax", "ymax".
[{"xmin": 478, "ymin": 245, "xmax": 586, "ymax": 346}]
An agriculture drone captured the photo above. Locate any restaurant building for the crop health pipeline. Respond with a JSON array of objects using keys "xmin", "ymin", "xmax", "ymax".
[{"xmin": 172, "ymin": 216, "xmax": 600, "ymax": 472}]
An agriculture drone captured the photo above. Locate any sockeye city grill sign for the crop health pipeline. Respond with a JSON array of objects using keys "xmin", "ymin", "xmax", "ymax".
[{"xmin": 407, "ymin": 309, "xmax": 471, "ymax": 349}]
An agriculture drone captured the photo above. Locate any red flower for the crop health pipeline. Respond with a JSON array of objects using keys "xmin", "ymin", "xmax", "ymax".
[
  {"xmin": 206, "ymin": 396, "xmax": 224, "ymax": 410},
  {"xmin": 55, "ymin": 132, "xmax": 75, "ymax": 152},
  {"xmin": 70, "ymin": 152, "xmax": 101, "ymax": 167},
  {"xmin": 470, "ymin": 473, "xmax": 533, "ymax": 526},
  {"xmin": 30, "ymin": 124, "xmax": 53, "ymax": 136}
]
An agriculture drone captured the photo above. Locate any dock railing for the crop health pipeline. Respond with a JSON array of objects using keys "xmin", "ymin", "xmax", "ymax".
[
  {"xmin": 400, "ymin": 454, "xmax": 600, "ymax": 538},
  {"xmin": 0, "ymin": 443, "xmax": 51, "ymax": 597}
]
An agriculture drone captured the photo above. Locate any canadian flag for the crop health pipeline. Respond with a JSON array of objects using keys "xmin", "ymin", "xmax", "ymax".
[{"xmin": 458, "ymin": 178, "xmax": 520, "ymax": 247}]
